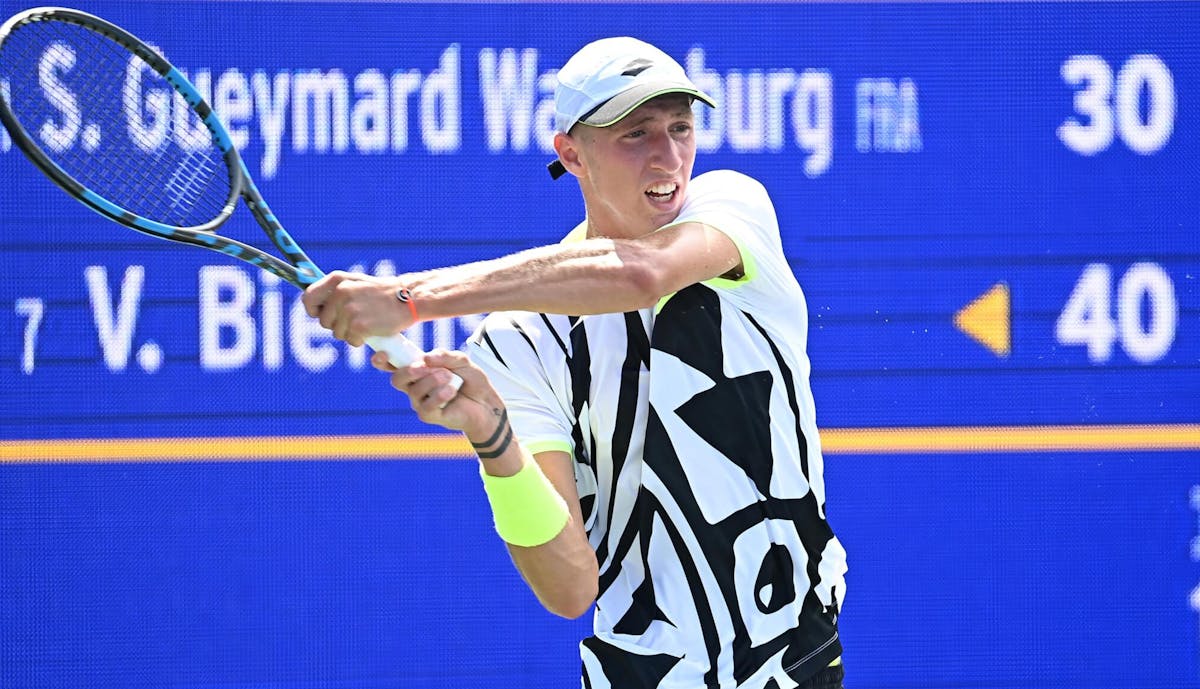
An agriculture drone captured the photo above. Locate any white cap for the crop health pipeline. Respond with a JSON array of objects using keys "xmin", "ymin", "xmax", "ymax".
[{"xmin": 548, "ymin": 37, "xmax": 716, "ymax": 178}]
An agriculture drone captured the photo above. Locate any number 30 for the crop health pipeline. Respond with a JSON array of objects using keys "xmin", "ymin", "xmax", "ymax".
[{"xmin": 1058, "ymin": 55, "xmax": 1175, "ymax": 155}]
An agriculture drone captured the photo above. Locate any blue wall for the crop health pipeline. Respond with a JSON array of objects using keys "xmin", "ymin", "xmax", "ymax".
[{"xmin": 1, "ymin": 2, "xmax": 1197, "ymax": 687}]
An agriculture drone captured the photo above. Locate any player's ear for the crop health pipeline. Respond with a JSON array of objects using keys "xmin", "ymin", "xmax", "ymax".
[{"xmin": 553, "ymin": 131, "xmax": 586, "ymax": 179}]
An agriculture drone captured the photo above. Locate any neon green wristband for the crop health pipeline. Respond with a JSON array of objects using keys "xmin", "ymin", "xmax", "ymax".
[{"xmin": 479, "ymin": 460, "xmax": 570, "ymax": 547}]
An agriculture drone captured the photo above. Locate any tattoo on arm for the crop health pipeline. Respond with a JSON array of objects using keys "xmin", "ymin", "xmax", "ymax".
[
  {"xmin": 471, "ymin": 408, "xmax": 509, "ymax": 449},
  {"xmin": 471, "ymin": 407, "xmax": 513, "ymax": 459},
  {"xmin": 475, "ymin": 425, "xmax": 514, "ymax": 460}
]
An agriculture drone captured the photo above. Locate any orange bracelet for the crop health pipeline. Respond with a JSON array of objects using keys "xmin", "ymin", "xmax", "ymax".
[{"xmin": 396, "ymin": 287, "xmax": 419, "ymax": 323}]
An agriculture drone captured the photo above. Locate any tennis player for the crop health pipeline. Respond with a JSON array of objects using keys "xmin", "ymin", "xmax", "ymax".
[{"xmin": 303, "ymin": 36, "xmax": 848, "ymax": 689}]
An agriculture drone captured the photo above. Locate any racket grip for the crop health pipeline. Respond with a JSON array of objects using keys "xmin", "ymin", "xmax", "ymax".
[{"xmin": 364, "ymin": 334, "xmax": 465, "ymax": 392}]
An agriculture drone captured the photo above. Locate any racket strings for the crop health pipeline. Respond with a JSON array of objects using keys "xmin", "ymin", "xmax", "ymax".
[
  {"xmin": 165, "ymin": 148, "xmax": 222, "ymax": 219},
  {"xmin": 0, "ymin": 16, "xmax": 232, "ymax": 228}
]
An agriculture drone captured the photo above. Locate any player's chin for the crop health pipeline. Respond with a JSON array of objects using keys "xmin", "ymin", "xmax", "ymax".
[
  {"xmin": 646, "ymin": 203, "xmax": 683, "ymax": 229},
  {"xmin": 642, "ymin": 196, "xmax": 681, "ymax": 225}
]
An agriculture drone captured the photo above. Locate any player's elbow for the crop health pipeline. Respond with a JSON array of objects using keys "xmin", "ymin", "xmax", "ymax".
[
  {"xmin": 533, "ymin": 568, "xmax": 598, "ymax": 620},
  {"xmin": 619, "ymin": 257, "xmax": 672, "ymax": 310},
  {"xmin": 542, "ymin": 585, "xmax": 597, "ymax": 620}
]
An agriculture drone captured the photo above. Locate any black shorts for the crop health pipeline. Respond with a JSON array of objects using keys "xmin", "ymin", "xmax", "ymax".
[{"xmin": 794, "ymin": 662, "xmax": 845, "ymax": 689}]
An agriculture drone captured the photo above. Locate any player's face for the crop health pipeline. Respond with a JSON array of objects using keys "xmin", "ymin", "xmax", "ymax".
[{"xmin": 571, "ymin": 95, "xmax": 697, "ymax": 238}]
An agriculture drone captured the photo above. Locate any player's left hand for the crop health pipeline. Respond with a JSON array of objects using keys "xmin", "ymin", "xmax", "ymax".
[{"xmin": 370, "ymin": 349, "xmax": 502, "ymax": 437}]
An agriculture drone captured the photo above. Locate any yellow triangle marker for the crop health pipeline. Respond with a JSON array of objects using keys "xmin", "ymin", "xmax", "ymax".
[{"xmin": 954, "ymin": 282, "xmax": 1011, "ymax": 357}]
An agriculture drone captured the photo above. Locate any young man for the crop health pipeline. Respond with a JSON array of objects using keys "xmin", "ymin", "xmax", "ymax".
[{"xmin": 302, "ymin": 37, "xmax": 848, "ymax": 689}]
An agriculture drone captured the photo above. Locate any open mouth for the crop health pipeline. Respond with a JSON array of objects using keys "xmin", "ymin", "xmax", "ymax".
[{"xmin": 645, "ymin": 182, "xmax": 678, "ymax": 203}]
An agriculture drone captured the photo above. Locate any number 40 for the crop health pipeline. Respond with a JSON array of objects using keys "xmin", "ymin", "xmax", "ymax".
[{"xmin": 1055, "ymin": 263, "xmax": 1177, "ymax": 364}]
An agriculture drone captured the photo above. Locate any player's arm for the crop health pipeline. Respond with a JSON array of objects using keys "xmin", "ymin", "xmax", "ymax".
[
  {"xmin": 504, "ymin": 449, "xmax": 598, "ymax": 619},
  {"xmin": 301, "ymin": 221, "xmax": 741, "ymax": 345},
  {"xmin": 381, "ymin": 349, "xmax": 597, "ymax": 619},
  {"xmin": 415, "ymin": 221, "xmax": 744, "ymax": 315}
]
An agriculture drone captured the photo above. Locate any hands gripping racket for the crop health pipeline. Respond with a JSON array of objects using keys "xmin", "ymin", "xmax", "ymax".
[{"xmin": 0, "ymin": 7, "xmax": 460, "ymax": 389}]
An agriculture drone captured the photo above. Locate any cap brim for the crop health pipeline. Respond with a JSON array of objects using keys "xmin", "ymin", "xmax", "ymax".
[
  {"xmin": 577, "ymin": 82, "xmax": 717, "ymax": 129},
  {"xmin": 550, "ymin": 83, "xmax": 717, "ymax": 179}
]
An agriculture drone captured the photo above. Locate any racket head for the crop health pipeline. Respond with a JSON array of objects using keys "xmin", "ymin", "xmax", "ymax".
[
  {"xmin": 0, "ymin": 8, "xmax": 240, "ymax": 230},
  {"xmin": 0, "ymin": 7, "xmax": 312, "ymax": 287}
]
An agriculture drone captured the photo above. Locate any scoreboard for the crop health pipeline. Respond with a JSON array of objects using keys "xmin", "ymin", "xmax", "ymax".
[
  {"xmin": 1, "ymin": 2, "xmax": 1195, "ymax": 438},
  {"xmin": 1, "ymin": 2, "xmax": 1197, "ymax": 688}
]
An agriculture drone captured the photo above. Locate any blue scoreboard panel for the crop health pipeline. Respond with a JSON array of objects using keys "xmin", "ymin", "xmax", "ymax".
[{"xmin": 1, "ymin": 2, "xmax": 1197, "ymax": 688}]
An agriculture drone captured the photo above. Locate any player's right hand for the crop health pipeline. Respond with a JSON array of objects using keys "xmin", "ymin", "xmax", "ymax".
[{"xmin": 303, "ymin": 271, "xmax": 415, "ymax": 347}]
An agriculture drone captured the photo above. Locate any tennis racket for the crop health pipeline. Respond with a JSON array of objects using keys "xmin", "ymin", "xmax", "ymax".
[{"xmin": 0, "ymin": 6, "xmax": 460, "ymax": 388}]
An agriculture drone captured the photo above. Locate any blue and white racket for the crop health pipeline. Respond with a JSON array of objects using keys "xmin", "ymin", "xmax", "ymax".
[{"xmin": 0, "ymin": 6, "xmax": 457, "ymax": 384}]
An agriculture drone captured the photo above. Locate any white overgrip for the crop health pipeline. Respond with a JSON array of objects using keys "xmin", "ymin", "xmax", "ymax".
[{"xmin": 364, "ymin": 334, "xmax": 465, "ymax": 392}]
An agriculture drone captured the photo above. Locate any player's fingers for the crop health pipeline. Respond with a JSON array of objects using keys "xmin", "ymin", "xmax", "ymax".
[
  {"xmin": 387, "ymin": 366, "xmax": 420, "ymax": 392},
  {"xmin": 423, "ymin": 349, "xmax": 486, "ymax": 390},
  {"xmin": 384, "ymin": 357, "xmax": 438, "ymax": 389},
  {"xmin": 370, "ymin": 351, "xmax": 398, "ymax": 372},
  {"xmin": 403, "ymin": 368, "xmax": 455, "ymax": 407},
  {"xmin": 410, "ymin": 381, "xmax": 463, "ymax": 425},
  {"xmin": 337, "ymin": 321, "xmax": 363, "ymax": 348},
  {"xmin": 374, "ymin": 353, "xmax": 456, "ymax": 413},
  {"xmin": 427, "ymin": 378, "xmax": 461, "ymax": 409},
  {"xmin": 329, "ymin": 310, "xmax": 349, "ymax": 343},
  {"xmin": 327, "ymin": 293, "xmax": 368, "ymax": 344},
  {"xmin": 423, "ymin": 348, "xmax": 468, "ymax": 367},
  {"xmin": 315, "ymin": 291, "xmax": 343, "ymax": 332},
  {"xmin": 301, "ymin": 271, "xmax": 345, "ymax": 317},
  {"xmin": 344, "ymin": 329, "xmax": 365, "ymax": 348},
  {"xmin": 388, "ymin": 369, "xmax": 409, "ymax": 393}
]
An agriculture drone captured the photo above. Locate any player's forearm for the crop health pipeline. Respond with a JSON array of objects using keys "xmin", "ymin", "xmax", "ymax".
[
  {"xmin": 404, "ymin": 239, "xmax": 665, "ymax": 318},
  {"xmin": 480, "ymin": 451, "xmax": 600, "ymax": 619},
  {"xmin": 478, "ymin": 449, "xmax": 598, "ymax": 618},
  {"xmin": 468, "ymin": 413, "xmax": 598, "ymax": 619},
  {"xmin": 508, "ymin": 534, "xmax": 598, "ymax": 619}
]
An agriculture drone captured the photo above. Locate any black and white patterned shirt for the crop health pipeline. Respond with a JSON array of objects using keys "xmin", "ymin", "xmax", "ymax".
[{"xmin": 467, "ymin": 170, "xmax": 847, "ymax": 689}]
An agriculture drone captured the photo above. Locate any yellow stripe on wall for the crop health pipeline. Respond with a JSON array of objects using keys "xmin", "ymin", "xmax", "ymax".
[
  {"xmin": 0, "ymin": 434, "xmax": 472, "ymax": 463},
  {"xmin": 819, "ymin": 424, "xmax": 1200, "ymax": 453},
  {"xmin": 1, "ymin": 424, "xmax": 1198, "ymax": 463}
]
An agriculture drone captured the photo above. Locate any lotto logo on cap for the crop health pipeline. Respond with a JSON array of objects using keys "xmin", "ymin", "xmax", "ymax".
[{"xmin": 553, "ymin": 36, "xmax": 717, "ymax": 134}]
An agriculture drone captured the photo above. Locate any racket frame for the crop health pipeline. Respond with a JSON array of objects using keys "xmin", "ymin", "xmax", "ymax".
[
  {"xmin": 0, "ymin": 6, "xmax": 318, "ymax": 288},
  {"xmin": 0, "ymin": 7, "xmax": 453, "ymax": 380}
]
